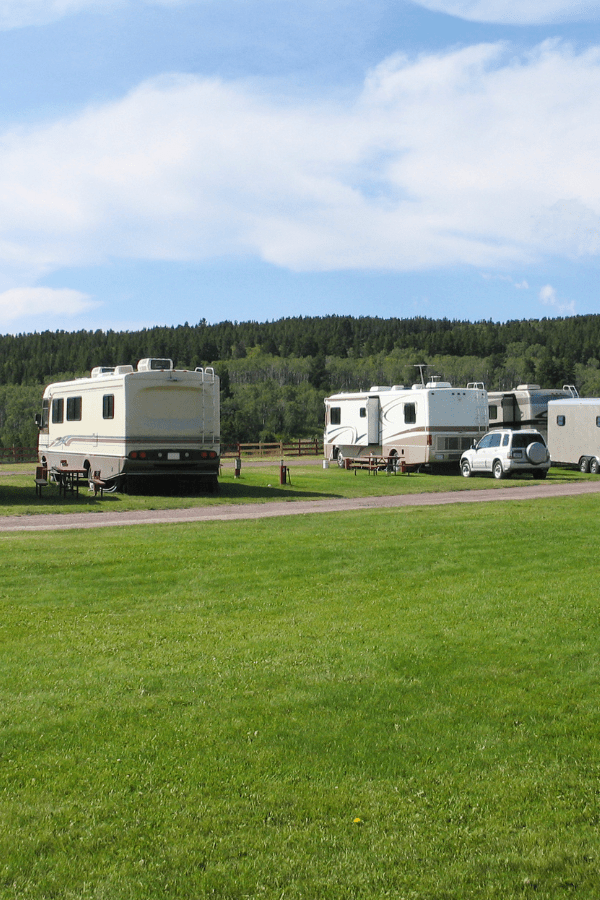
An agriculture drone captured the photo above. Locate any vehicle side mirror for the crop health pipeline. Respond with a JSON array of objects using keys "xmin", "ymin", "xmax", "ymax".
[{"xmin": 34, "ymin": 413, "xmax": 42, "ymax": 428}]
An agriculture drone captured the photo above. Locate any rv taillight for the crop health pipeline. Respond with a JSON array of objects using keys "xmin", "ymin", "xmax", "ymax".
[
  {"xmin": 139, "ymin": 451, "xmax": 147, "ymax": 459},
  {"xmin": 200, "ymin": 451, "xmax": 208, "ymax": 459},
  {"xmin": 130, "ymin": 451, "xmax": 138, "ymax": 459}
]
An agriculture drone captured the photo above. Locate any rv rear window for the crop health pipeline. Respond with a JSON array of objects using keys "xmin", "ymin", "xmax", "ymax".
[
  {"xmin": 557, "ymin": 415, "xmax": 566, "ymax": 426},
  {"xmin": 103, "ymin": 394, "xmax": 115, "ymax": 419},
  {"xmin": 330, "ymin": 407, "xmax": 341, "ymax": 425},
  {"xmin": 66, "ymin": 396, "xmax": 82, "ymax": 421},
  {"xmin": 51, "ymin": 398, "xmax": 64, "ymax": 424},
  {"xmin": 404, "ymin": 403, "xmax": 416, "ymax": 424}
]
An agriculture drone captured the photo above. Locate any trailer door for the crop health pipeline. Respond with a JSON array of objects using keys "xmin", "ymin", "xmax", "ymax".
[{"xmin": 367, "ymin": 396, "xmax": 380, "ymax": 444}]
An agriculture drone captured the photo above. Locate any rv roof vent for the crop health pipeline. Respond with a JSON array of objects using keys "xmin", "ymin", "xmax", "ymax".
[
  {"xmin": 370, "ymin": 385, "xmax": 391, "ymax": 392},
  {"xmin": 114, "ymin": 365, "xmax": 134, "ymax": 375},
  {"xmin": 90, "ymin": 366, "xmax": 115, "ymax": 378},
  {"xmin": 391, "ymin": 385, "xmax": 406, "ymax": 390},
  {"xmin": 137, "ymin": 358, "xmax": 173, "ymax": 372},
  {"xmin": 426, "ymin": 381, "xmax": 452, "ymax": 388},
  {"xmin": 516, "ymin": 384, "xmax": 540, "ymax": 390}
]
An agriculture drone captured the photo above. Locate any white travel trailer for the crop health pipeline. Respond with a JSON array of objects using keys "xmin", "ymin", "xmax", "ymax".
[
  {"xmin": 36, "ymin": 358, "xmax": 220, "ymax": 491},
  {"xmin": 547, "ymin": 397, "xmax": 600, "ymax": 473},
  {"xmin": 324, "ymin": 379, "xmax": 488, "ymax": 470},
  {"xmin": 486, "ymin": 384, "xmax": 578, "ymax": 440}
]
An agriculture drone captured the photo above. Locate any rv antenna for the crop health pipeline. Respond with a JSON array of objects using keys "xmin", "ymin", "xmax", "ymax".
[{"xmin": 414, "ymin": 364, "xmax": 430, "ymax": 387}]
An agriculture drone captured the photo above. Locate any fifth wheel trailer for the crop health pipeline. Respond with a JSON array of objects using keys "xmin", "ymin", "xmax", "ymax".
[
  {"xmin": 324, "ymin": 379, "xmax": 488, "ymax": 470},
  {"xmin": 547, "ymin": 397, "xmax": 600, "ymax": 473},
  {"xmin": 36, "ymin": 358, "xmax": 220, "ymax": 491},
  {"xmin": 486, "ymin": 384, "xmax": 578, "ymax": 441}
]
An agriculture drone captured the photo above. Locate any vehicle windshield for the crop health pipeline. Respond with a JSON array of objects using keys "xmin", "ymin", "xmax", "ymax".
[{"xmin": 512, "ymin": 432, "xmax": 545, "ymax": 448}]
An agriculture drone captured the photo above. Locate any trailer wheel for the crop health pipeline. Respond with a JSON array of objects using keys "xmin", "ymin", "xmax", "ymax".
[
  {"xmin": 493, "ymin": 459, "xmax": 505, "ymax": 480},
  {"xmin": 591, "ymin": 457, "xmax": 600, "ymax": 475},
  {"xmin": 579, "ymin": 457, "xmax": 590, "ymax": 473},
  {"xmin": 337, "ymin": 452, "xmax": 345, "ymax": 468},
  {"xmin": 460, "ymin": 459, "xmax": 471, "ymax": 478}
]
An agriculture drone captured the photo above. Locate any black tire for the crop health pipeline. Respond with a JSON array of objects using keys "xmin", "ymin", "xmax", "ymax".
[
  {"xmin": 591, "ymin": 458, "xmax": 600, "ymax": 475},
  {"xmin": 461, "ymin": 459, "xmax": 471, "ymax": 478},
  {"xmin": 493, "ymin": 460, "xmax": 504, "ymax": 480},
  {"xmin": 337, "ymin": 452, "xmax": 345, "ymax": 469},
  {"xmin": 579, "ymin": 457, "xmax": 590, "ymax": 473},
  {"xmin": 536, "ymin": 470, "xmax": 548, "ymax": 479}
]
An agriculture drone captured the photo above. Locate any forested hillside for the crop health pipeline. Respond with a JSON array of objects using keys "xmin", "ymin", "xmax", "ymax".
[{"xmin": 3, "ymin": 314, "xmax": 600, "ymax": 448}]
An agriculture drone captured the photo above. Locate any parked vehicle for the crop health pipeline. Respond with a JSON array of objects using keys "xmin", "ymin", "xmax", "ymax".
[
  {"xmin": 324, "ymin": 375, "xmax": 488, "ymax": 470},
  {"xmin": 460, "ymin": 429, "xmax": 550, "ymax": 480},
  {"xmin": 547, "ymin": 398, "xmax": 600, "ymax": 473},
  {"xmin": 483, "ymin": 384, "xmax": 578, "ymax": 441},
  {"xmin": 36, "ymin": 358, "xmax": 220, "ymax": 491}
]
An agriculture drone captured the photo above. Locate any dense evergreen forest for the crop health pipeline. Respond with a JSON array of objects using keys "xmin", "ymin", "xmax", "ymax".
[{"xmin": 2, "ymin": 313, "xmax": 600, "ymax": 448}]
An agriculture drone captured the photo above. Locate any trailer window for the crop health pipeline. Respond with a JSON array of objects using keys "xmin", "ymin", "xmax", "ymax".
[
  {"xmin": 597, "ymin": 417, "xmax": 600, "ymax": 428},
  {"xmin": 66, "ymin": 396, "xmax": 82, "ymax": 421},
  {"xmin": 404, "ymin": 403, "xmax": 416, "ymax": 424},
  {"xmin": 330, "ymin": 407, "xmax": 341, "ymax": 425},
  {"xmin": 103, "ymin": 394, "xmax": 115, "ymax": 419},
  {"xmin": 489, "ymin": 404, "xmax": 498, "ymax": 419},
  {"xmin": 51, "ymin": 398, "xmax": 64, "ymax": 424},
  {"xmin": 359, "ymin": 407, "xmax": 366, "ymax": 418},
  {"xmin": 557, "ymin": 415, "xmax": 566, "ymax": 426}
]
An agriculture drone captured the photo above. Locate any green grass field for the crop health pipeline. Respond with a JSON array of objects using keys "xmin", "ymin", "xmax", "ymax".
[
  {"xmin": 1, "ymin": 494, "xmax": 599, "ymax": 898},
  {"xmin": 0, "ymin": 461, "xmax": 588, "ymax": 517}
]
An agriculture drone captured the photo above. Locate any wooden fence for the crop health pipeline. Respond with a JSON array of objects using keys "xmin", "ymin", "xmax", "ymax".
[
  {"xmin": 0, "ymin": 447, "xmax": 38, "ymax": 464},
  {"xmin": 223, "ymin": 439, "xmax": 323, "ymax": 458}
]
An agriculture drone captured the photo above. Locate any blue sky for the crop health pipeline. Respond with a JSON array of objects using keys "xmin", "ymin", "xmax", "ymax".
[{"xmin": 2, "ymin": 0, "xmax": 600, "ymax": 336}]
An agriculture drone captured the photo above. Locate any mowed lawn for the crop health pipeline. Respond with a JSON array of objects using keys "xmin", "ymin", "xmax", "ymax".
[{"xmin": 1, "ymin": 496, "xmax": 599, "ymax": 899}]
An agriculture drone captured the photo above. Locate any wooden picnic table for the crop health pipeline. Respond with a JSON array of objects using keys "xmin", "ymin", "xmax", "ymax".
[
  {"xmin": 346, "ymin": 455, "xmax": 410, "ymax": 475},
  {"xmin": 52, "ymin": 466, "xmax": 88, "ymax": 497}
]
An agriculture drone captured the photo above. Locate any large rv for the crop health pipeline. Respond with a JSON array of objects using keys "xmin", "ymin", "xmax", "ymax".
[
  {"xmin": 486, "ymin": 384, "xmax": 578, "ymax": 440},
  {"xmin": 547, "ymin": 398, "xmax": 600, "ymax": 473},
  {"xmin": 36, "ymin": 358, "xmax": 220, "ymax": 491},
  {"xmin": 324, "ymin": 379, "xmax": 488, "ymax": 470}
]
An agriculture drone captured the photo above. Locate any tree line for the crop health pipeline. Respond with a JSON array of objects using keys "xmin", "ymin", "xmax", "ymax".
[{"xmin": 3, "ymin": 314, "xmax": 600, "ymax": 448}]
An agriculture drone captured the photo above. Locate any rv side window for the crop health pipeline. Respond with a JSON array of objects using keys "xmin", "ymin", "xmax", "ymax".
[
  {"xmin": 557, "ymin": 415, "xmax": 566, "ymax": 426},
  {"xmin": 66, "ymin": 396, "xmax": 82, "ymax": 421},
  {"xmin": 489, "ymin": 405, "xmax": 498, "ymax": 419},
  {"xmin": 359, "ymin": 407, "xmax": 366, "ymax": 418},
  {"xmin": 404, "ymin": 403, "xmax": 416, "ymax": 424},
  {"xmin": 51, "ymin": 398, "xmax": 64, "ymax": 424},
  {"xmin": 330, "ymin": 407, "xmax": 341, "ymax": 425},
  {"xmin": 103, "ymin": 394, "xmax": 115, "ymax": 419},
  {"xmin": 597, "ymin": 417, "xmax": 600, "ymax": 428}
]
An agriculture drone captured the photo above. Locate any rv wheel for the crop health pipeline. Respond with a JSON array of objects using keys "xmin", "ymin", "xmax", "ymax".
[
  {"xmin": 591, "ymin": 458, "xmax": 600, "ymax": 475},
  {"xmin": 493, "ymin": 460, "xmax": 505, "ymax": 480},
  {"xmin": 579, "ymin": 457, "xmax": 591, "ymax": 473},
  {"xmin": 337, "ymin": 452, "xmax": 345, "ymax": 468}
]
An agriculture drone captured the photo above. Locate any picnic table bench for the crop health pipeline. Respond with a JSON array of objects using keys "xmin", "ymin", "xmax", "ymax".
[{"xmin": 346, "ymin": 455, "xmax": 410, "ymax": 475}]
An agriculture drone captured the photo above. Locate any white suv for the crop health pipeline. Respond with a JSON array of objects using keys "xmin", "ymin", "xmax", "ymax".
[{"xmin": 460, "ymin": 429, "xmax": 550, "ymax": 480}]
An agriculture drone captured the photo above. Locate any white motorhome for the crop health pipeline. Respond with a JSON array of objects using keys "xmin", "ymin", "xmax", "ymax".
[
  {"xmin": 324, "ymin": 379, "xmax": 488, "ymax": 470},
  {"xmin": 547, "ymin": 398, "xmax": 600, "ymax": 473},
  {"xmin": 486, "ymin": 384, "xmax": 578, "ymax": 440},
  {"xmin": 36, "ymin": 358, "xmax": 220, "ymax": 490}
]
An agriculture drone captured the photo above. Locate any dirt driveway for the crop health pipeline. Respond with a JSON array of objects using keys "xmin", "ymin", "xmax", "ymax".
[{"xmin": 3, "ymin": 480, "xmax": 600, "ymax": 534}]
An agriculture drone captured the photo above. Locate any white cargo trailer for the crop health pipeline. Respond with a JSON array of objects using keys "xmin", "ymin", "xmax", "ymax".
[
  {"xmin": 36, "ymin": 358, "xmax": 220, "ymax": 490},
  {"xmin": 547, "ymin": 397, "xmax": 600, "ymax": 473},
  {"xmin": 324, "ymin": 379, "xmax": 488, "ymax": 470},
  {"xmin": 486, "ymin": 384, "xmax": 578, "ymax": 440}
]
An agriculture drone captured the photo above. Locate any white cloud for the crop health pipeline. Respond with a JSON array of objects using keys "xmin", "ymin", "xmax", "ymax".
[
  {"xmin": 0, "ymin": 287, "xmax": 97, "ymax": 325},
  {"xmin": 0, "ymin": 0, "xmax": 188, "ymax": 30},
  {"xmin": 1, "ymin": 41, "xmax": 600, "ymax": 280},
  {"xmin": 408, "ymin": 0, "xmax": 600, "ymax": 25},
  {"xmin": 539, "ymin": 284, "xmax": 575, "ymax": 315}
]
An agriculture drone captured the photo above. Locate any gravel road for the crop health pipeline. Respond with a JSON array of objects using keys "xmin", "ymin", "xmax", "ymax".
[{"xmin": 2, "ymin": 480, "xmax": 600, "ymax": 533}]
